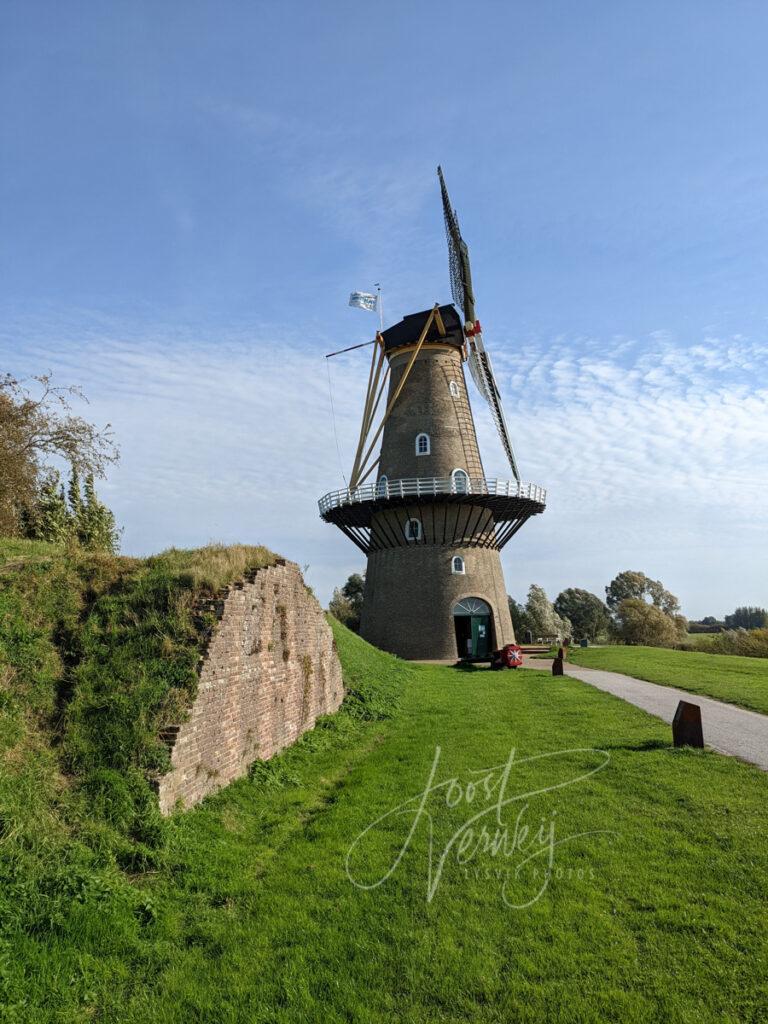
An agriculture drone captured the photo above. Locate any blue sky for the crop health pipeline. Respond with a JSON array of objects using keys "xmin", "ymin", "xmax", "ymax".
[{"xmin": 2, "ymin": 1, "xmax": 767, "ymax": 616}]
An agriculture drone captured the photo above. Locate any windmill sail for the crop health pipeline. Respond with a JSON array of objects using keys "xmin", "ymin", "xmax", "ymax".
[
  {"xmin": 467, "ymin": 334, "xmax": 521, "ymax": 482},
  {"xmin": 438, "ymin": 165, "xmax": 475, "ymax": 323},
  {"xmin": 437, "ymin": 166, "xmax": 521, "ymax": 483}
]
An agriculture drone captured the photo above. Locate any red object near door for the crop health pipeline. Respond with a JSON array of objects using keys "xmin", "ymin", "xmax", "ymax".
[{"xmin": 490, "ymin": 643, "xmax": 523, "ymax": 670}]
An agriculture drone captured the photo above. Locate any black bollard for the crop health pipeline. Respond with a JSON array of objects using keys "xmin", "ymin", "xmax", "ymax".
[{"xmin": 672, "ymin": 701, "xmax": 704, "ymax": 748}]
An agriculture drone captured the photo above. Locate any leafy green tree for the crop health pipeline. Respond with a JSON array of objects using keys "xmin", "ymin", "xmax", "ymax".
[
  {"xmin": 329, "ymin": 588, "xmax": 357, "ymax": 629},
  {"xmin": 77, "ymin": 473, "xmax": 119, "ymax": 553},
  {"xmin": 329, "ymin": 572, "xmax": 366, "ymax": 632},
  {"xmin": 0, "ymin": 373, "xmax": 118, "ymax": 538},
  {"xmin": 508, "ymin": 597, "xmax": 530, "ymax": 639},
  {"xmin": 614, "ymin": 599, "xmax": 687, "ymax": 647},
  {"xmin": 0, "ymin": 391, "xmax": 37, "ymax": 536},
  {"xmin": 524, "ymin": 584, "xmax": 571, "ymax": 640},
  {"xmin": 554, "ymin": 588, "xmax": 610, "ymax": 641},
  {"xmin": 25, "ymin": 470, "xmax": 71, "ymax": 543},
  {"xmin": 67, "ymin": 466, "xmax": 83, "ymax": 522},
  {"xmin": 606, "ymin": 570, "xmax": 680, "ymax": 616},
  {"xmin": 724, "ymin": 607, "xmax": 768, "ymax": 630},
  {"xmin": 342, "ymin": 573, "xmax": 365, "ymax": 615}
]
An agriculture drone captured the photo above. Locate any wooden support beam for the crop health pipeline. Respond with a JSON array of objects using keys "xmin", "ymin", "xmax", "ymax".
[
  {"xmin": 353, "ymin": 306, "xmax": 437, "ymax": 487},
  {"xmin": 355, "ymin": 456, "xmax": 381, "ymax": 489},
  {"xmin": 360, "ymin": 335, "xmax": 386, "ymax": 440},
  {"xmin": 349, "ymin": 336, "xmax": 385, "ymax": 488},
  {"xmin": 434, "ymin": 306, "xmax": 446, "ymax": 336},
  {"xmin": 364, "ymin": 364, "xmax": 390, "ymax": 436}
]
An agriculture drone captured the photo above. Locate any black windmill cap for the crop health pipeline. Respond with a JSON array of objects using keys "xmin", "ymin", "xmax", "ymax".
[{"xmin": 381, "ymin": 304, "xmax": 464, "ymax": 353}]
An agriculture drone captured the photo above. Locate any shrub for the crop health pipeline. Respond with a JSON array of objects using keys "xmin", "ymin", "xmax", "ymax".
[{"xmin": 709, "ymin": 628, "xmax": 768, "ymax": 659}]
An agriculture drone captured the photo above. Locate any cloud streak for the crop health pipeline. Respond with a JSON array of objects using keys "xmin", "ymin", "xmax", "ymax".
[{"xmin": 2, "ymin": 312, "xmax": 766, "ymax": 618}]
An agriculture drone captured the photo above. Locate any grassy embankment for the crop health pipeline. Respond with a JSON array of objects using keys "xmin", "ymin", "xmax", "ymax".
[
  {"xmin": 566, "ymin": 644, "xmax": 768, "ymax": 715},
  {"xmin": 1, "ymin": 541, "xmax": 768, "ymax": 1021},
  {"xmin": 0, "ymin": 539, "xmax": 279, "ymax": 891}
]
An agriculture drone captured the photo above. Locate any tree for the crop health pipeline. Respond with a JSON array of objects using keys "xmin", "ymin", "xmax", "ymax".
[
  {"xmin": 77, "ymin": 473, "xmax": 120, "ymax": 553},
  {"xmin": 342, "ymin": 574, "xmax": 365, "ymax": 617},
  {"xmin": 554, "ymin": 588, "xmax": 610, "ymax": 641},
  {"xmin": 523, "ymin": 584, "xmax": 572, "ymax": 641},
  {"xmin": 724, "ymin": 607, "xmax": 768, "ymax": 630},
  {"xmin": 24, "ymin": 470, "xmax": 70, "ymax": 543},
  {"xmin": 614, "ymin": 598, "xmax": 685, "ymax": 647},
  {"xmin": 606, "ymin": 570, "xmax": 680, "ymax": 616},
  {"xmin": 0, "ymin": 373, "xmax": 118, "ymax": 538},
  {"xmin": 0, "ymin": 392, "xmax": 38, "ymax": 536},
  {"xmin": 329, "ymin": 589, "xmax": 357, "ymax": 629},
  {"xmin": 23, "ymin": 468, "xmax": 119, "ymax": 553},
  {"xmin": 67, "ymin": 465, "xmax": 83, "ymax": 523},
  {"xmin": 508, "ymin": 597, "xmax": 530, "ymax": 639},
  {"xmin": 329, "ymin": 572, "xmax": 365, "ymax": 632}
]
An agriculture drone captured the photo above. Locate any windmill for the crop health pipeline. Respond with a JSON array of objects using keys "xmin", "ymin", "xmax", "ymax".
[{"xmin": 318, "ymin": 168, "xmax": 546, "ymax": 661}]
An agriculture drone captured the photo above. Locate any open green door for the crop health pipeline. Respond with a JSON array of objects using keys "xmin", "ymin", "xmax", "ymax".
[
  {"xmin": 471, "ymin": 615, "xmax": 491, "ymax": 657},
  {"xmin": 453, "ymin": 598, "xmax": 494, "ymax": 659}
]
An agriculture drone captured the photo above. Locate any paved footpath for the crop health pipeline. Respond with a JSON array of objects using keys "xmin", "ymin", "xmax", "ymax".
[{"xmin": 522, "ymin": 659, "xmax": 768, "ymax": 772}]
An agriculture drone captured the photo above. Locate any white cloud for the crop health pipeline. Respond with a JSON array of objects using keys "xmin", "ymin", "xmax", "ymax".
[{"xmin": 2, "ymin": 315, "xmax": 766, "ymax": 619}]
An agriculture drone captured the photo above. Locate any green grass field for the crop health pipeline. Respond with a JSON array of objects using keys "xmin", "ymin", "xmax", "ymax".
[
  {"xmin": 686, "ymin": 632, "xmax": 717, "ymax": 646},
  {"xmin": 566, "ymin": 645, "xmax": 768, "ymax": 715},
  {"xmin": 3, "ymin": 613, "xmax": 768, "ymax": 1021}
]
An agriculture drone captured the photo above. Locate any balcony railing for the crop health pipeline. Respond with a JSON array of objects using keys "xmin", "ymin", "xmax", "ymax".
[{"xmin": 318, "ymin": 476, "xmax": 547, "ymax": 516}]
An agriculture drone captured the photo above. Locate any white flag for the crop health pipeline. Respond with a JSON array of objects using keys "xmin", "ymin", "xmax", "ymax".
[{"xmin": 349, "ymin": 291, "xmax": 378, "ymax": 312}]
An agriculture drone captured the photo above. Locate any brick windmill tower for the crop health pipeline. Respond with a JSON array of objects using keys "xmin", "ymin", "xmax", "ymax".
[{"xmin": 319, "ymin": 168, "xmax": 546, "ymax": 660}]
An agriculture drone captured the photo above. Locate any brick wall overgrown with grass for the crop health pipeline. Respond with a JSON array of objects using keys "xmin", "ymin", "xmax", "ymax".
[{"xmin": 0, "ymin": 540, "xmax": 413, "ymax": 968}]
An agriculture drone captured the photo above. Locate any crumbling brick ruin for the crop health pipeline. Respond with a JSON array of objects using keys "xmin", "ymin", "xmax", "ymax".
[{"xmin": 157, "ymin": 560, "xmax": 343, "ymax": 813}]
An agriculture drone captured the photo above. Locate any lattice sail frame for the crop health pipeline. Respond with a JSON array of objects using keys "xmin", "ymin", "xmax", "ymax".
[
  {"xmin": 437, "ymin": 166, "xmax": 521, "ymax": 483},
  {"xmin": 438, "ymin": 166, "xmax": 475, "ymax": 323}
]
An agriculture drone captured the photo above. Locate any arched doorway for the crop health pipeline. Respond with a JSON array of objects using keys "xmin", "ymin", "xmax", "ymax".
[{"xmin": 453, "ymin": 597, "xmax": 493, "ymax": 659}]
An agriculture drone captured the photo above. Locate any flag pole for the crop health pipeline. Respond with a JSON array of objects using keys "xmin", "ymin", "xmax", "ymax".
[{"xmin": 375, "ymin": 282, "xmax": 384, "ymax": 332}]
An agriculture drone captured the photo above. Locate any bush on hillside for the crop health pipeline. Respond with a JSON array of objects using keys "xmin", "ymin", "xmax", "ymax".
[{"xmin": 708, "ymin": 628, "xmax": 768, "ymax": 659}]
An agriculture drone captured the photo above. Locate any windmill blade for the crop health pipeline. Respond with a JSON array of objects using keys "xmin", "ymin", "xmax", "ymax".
[
  {"xmin": 468, "ymin": 334, "xmax": 521, "ymax": 482},
  {"xmin": 438, "ymin": 166, "xmax": 475, "ymax": 323},
  {"xmin": 438, "ymin": 167, "xmax": 520, "ymax": 481}
]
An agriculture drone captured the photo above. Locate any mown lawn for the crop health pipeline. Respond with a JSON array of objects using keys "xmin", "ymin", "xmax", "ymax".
[
  {"xmin": 566, "ymin": 645, "xmax": 768, "ymax": 715},
  {"xmin": 7, "ymin": 626, "xmax": 765, "ymax": 1023}
]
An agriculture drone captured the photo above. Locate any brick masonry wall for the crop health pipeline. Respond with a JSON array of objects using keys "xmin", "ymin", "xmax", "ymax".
[
  {"xmin": 361, "ymin": 544, "xmax": 515, "ymax": 660},
  {"xmin": 361, "ymin": 344, "xmax": 515, "ymax": 660},
  {"xmin": 379, "ymin": 347, "xmax": 485, "ymax": 480},
  {"xmin": 156, "ymin": 560, "xmax": 344, "ymax": 814}
]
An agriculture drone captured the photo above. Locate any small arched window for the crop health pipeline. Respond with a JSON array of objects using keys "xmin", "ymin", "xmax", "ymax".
[
  {"xmin": 377, "ymin": 474, "xmax": 388, "ymax": 497},
  {"xmin": 404, "ymin": 518, "xmax": 422, "ymax": 542},
  {"xmin": 452, "ymin": 555, "xmax": 465, "ymax": 575},
  {"xmin": 452, "ymin": 468, "xmax": 470, "ymax": 494},
  {"xmin": 415, "ymin": 433, "xmax": 430, "ymax": 456},
  {"xmin": 449, "ymin": 380, "xmax": 460, "ymax": 398}
]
